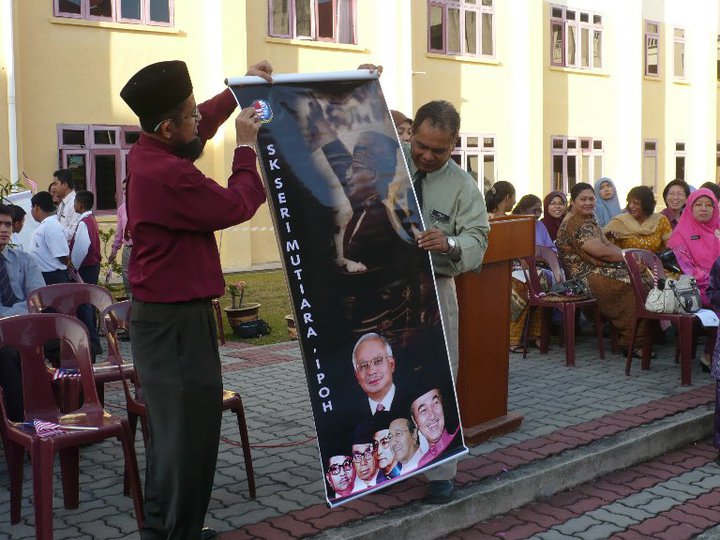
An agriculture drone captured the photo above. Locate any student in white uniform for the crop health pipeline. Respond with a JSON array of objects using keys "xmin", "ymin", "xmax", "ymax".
[
  {"xmin": 54, "ymin": 169, "xmax": 80, "ymax": 240},
  {"xmin": 29, "ymin": 191, "xmax": 70, "ymax": 285}
]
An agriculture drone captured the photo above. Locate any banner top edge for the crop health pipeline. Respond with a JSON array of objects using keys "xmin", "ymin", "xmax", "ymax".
[{"xmin": 225, "ymin": 70, "xmax": 378, "ymax": 87}]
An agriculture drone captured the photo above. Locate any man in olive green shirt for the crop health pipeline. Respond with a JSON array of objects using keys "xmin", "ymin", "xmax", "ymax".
[{"xmin": 409, "ymin": 100, "xmax": 490, "ymax": 504}]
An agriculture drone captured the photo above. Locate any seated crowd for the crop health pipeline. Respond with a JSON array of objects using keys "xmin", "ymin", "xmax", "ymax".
[
  {"xmin": 503, "ymin": 178, "xmax": 720, "ymax": 354},
  {"xmin": 0, "ymin": 171, "xmax": 115, "ymax": 421}
]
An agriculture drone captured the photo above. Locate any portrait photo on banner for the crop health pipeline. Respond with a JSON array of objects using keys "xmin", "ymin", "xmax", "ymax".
[{"xmin": 228, "ymin": 71, "xmax": 468, "ymax": 506}]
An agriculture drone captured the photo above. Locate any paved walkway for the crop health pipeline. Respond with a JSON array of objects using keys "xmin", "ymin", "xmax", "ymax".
[
  {"xmin": 449, "ymin": 440, "xmax": 720, "ymax": 540},
  {"xmin": 0, "ymin": 330, "xmax": 717, "ymax": 539}
]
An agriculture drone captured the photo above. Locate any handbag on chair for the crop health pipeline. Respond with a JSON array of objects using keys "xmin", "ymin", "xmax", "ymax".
[
  {"xmin": 645, "ymin": 275, "xmax": 701, "ymax": 314},
  {"xmin": 668, "ymin": 275, "xmax": 701, "ymax": 313},
  {"xmin": 645, "ymin": 278, "xmax": 678, "ymax": 313}
]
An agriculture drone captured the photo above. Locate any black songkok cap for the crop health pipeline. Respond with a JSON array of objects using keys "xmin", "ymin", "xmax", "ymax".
[{"xmin": 120, "ymin": 60, "xmax": 193, "ymax": 119}]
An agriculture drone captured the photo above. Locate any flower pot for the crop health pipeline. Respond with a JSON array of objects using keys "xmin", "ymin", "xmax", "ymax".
[
  {"xmin": 285, "ymin": 314, "xmax": 297, "ymax": 340},
  {"xmin": 225, "ymin": 303, "xmax": 261, "ymax": 331}
]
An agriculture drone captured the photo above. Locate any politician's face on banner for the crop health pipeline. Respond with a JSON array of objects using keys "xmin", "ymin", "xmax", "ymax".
[
  {"xmin": 326, "ymin": 455, "xmax": 355, "ymax": 497},
  {"xmin": 351, "ymin": 442, "xmax": 377, "ymax": 481},
  {"xmin": 353, "ymin": 337, "xmax": 395, "ymax": 401},
  {"xmin": 388, "ymin": 418, "xmax": 419, "ymax": 464},
  {"xmin": 373, "ymin": 428, "xmax": 396, "ymax": 472},
  {"xmin": 412, "ymin": 388, "xmax": 446, "ymax": 444}
]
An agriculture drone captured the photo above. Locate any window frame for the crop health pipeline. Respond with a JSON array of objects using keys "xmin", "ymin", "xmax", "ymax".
[
  {"xmin": 645, "ymin": 20, "xmax": 660, "ymax": 77},
  {"xmin": 54, "ymin": 0, "xmax": 174, "ymax": 27},
  {"xmin": 642, "ymin": 139, "xmax": 658, "ymax": 192},
  {"xmin": 451, "ymin": 133, "xmax": 496, "ymax": 193},
  {"xmin": 58, "ymin": 124, "xmax": 141, "ymax": 217},
  {"xmin": 267, "ymin": 0, "xmax": 357, "ymax": 44},
  {"xmin": 427, "ymin": 0, "xmax": 495, "ymax": 58},
  {"xmin": 674, "ymin": 140, "xmax": 686, "ymax": 181},
  {"xmin": 551, "ymin": 135, "xmax": 603, "ymax": 193},
  {"xmin": 673, "ymin": 27, "xmax": 686, "ymax": 80},
  {"xmin": 549, "ymin": 5, "xmax": 602, "ymax": 70}
]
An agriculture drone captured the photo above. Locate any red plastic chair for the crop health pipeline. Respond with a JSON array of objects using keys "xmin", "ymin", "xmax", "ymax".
[
  {"xmin": 212, "ymin": 298, "xmax": 226, "ymax": 346},
  {"xmin": 0, "ymin": 313, "xmax": 143, "ymax": 540},
  {"xmin": 26, "ymin": 283, "xmax": 134, "ymax": 402},
  {"xmin": 622, "ymin": 248, "xmax": 698, "ymax": 386},
  {"xmin": 102, "ymin": 301, "xmax": 256, "ymax": 499},
  {"xmin": 521, "ymin": 246, "xmax": 606, "ymax": 366}
]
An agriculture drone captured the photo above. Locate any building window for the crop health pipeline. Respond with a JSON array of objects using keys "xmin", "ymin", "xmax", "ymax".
[
  {"xmin": 645, "ymin": 21, "xmax": 659, "ymax": 77},
  {"xmin": 551, "ymin": 136, "xmax": 603, "ymax": 193},
  {"xmin": 428, "ymin": 0, "xmax": 495, "ymax": 57},
  {"xmin": 550, "ymin": 6, "xmax": 602, "ymax": 69},
  {"xmin": 268, "ymin": 0, "xmax": 356, "ymax": 44},
  {"xmin": 452, "ymin": 134, "xmax": 496, "ymax": 194},
  {"xmin": 643, "ymin": 140, "xmax": 658, "ymax": 192},
  {"xmin": 673, "ymin": 28, "xmax": 685, "ymax": 79},
  {"xmin": 675, "ymin": 141, "xmax": 686, "ymax": 180},
  {"xmin": 55, "ymin": 0, "xmax": 172, "ymax": 25},
  {"xmin": 716, "ymin": 35, "xmax": 720, "ymax": 81},
  {"xmin": 58, "ymin": 124, "xmax": 140, "ymax": 216}
]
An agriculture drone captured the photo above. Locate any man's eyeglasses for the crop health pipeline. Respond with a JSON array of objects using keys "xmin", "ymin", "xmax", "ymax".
[
  {"xmin": 328, "ymin": 459, "xmax": 353, "ymax": 475},
  {"xmin": 152, "ymin": 106, "xmax": 200, "ymax": 132},
  {"xmin": 355, "ymin": 355, "xmax": 391, "ymax": 373},
  {"xmin": 174, "ymin": 106, "xmax": 200, "ymax": 121},
  {"xmin": 387, "ymin": 428, "xmax": 409, "ymax": 440},
  {"xmin": 352, "ymin": 448, "xmax": 374, "ymax": 462}
]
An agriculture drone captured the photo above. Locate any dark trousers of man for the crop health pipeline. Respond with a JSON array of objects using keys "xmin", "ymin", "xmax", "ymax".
[
  {"xmin": 77, "ymin": 264, "xmax": 101, "ymax": 356},
  {"xmin": 0, "ymin": 347, "xmax": 23, "ymax": 422},
  {"xmin": 42, "ymin": 268, "xmax": 70, "ymax": 285},
  {"xmin": 131, "ymin": 299, "xmax": 222, "ymax": 540}
]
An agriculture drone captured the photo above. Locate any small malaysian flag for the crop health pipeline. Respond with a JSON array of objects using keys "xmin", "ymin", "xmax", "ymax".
[
  {"xmin": 26, "ymin": 419, "xmax": 98, "ymax": 437},
  {"xmin": 51, "ymin": 367, "xmax": 81, "ymax": 380},
  {"xmin": 33, "ymin": 419, "xmax": 66, "ymax": 438},
  {"xmin": 22, "ymin": 171, "xmax": 38, "ymax": 193}
]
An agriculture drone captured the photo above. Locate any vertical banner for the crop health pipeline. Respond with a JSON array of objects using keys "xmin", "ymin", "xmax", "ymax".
[{"xmin": 227, "ymin": 71, "xmax": 467, "ymax": 507}]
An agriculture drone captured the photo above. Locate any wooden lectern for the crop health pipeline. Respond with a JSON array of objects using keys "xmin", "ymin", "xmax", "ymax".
[{"xmin": 455, "ymin": 215, "xmax": 535, "ymax": 445}]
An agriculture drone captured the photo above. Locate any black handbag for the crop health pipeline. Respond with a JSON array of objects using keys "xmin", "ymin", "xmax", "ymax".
[
  {"xmin": 658, "ymin": 249, "xmax": 682, "ymax": 274},
  {"xmin": 233, "ymin": 319, "xmax": 272, "ymax": 338}
]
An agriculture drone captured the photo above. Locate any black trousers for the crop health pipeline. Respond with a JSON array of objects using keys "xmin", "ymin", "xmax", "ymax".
[
  {"xmin": 77, "ymin": 264, "xmax": 101, "ymax": 354},
  {"xmin": 0, "ymin": 347, "xmax": 23, "ymax": 422},
  {"xmin": 42, "ymin": 268, "xmax": 70, "ymax": 285},
  {"xmin": 130, "ymin": 299, "xmax": 222, "ymax": 540}
]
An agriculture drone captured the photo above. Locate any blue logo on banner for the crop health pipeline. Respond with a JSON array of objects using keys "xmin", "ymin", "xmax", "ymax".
[{"xmin": 251, "ymin": 100, "xmax": 273, "ymax": 124}]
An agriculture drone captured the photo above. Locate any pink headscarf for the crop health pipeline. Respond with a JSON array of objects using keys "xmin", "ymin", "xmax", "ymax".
[{"xmin": 667, "ymin": 188, "xmax": 720, "ymax": 278}]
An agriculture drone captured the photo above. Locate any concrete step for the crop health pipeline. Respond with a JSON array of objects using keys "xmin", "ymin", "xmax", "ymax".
[{"xmin": 311, "ymin": 406, "xmax": 713, "ymax": 540}]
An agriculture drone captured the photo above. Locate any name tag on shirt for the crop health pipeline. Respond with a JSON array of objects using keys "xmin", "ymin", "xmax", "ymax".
[
  {"xmin": 431, "ymin": 209, "xmax": 451, "ymax": 224},
  {"xmin": 691, "ymin": 235, "xmax": 701, "ymax": 240}
]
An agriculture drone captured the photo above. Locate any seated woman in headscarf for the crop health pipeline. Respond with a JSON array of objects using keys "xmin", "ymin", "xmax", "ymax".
[
  {"xmin": 485, "ymin": 181, "xmax": 516, "ymax": 218},
  {"xmin": 604, "ymin": 186, "xmax": 672, "ymax": 254},
  {"xmin": 681, "ymin": 191, "xmax": 720, "ymax": 371},
  {"xmin": 594, "ymin": 177, "xmax": 622, "ymax": 228},
  {"xmin": 668, "ymin": 188, "xmax": 720, "ymax": 307},
  {"xmin": 509, "ymin": 195, "xmax": 555, "ymax": 352},
  {"xmin": 556, "ymin": 182, "xmax": 642, "ymax": 356},
  {"xmin": 541, "ymin": 191, "xmax": 567, "ymax": 242},
  {"xmin": 660, "ymin": 179, "xmax": 690, "ymax": 230}
]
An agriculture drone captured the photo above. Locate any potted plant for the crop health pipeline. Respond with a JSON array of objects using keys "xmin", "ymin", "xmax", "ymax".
[
  {"xmin": 225, "ymin": 281, "xmax": 261, "ymax": 331},
  {"xmin": 285, "ymin": 314, "xmax": 297, "ymax": 340}
]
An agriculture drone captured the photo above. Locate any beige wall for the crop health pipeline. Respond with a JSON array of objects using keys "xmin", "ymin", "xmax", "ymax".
[{"xmin": 4, "ymin": 1, "xmax": 720, "ymax": 269}]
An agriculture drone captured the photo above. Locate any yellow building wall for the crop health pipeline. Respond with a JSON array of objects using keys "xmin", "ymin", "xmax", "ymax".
[
  {"xmin": 4, "ymin": 1, "xmax": 720, "ymax": 270},
  {"xmin": 7, "ymin": 1, "xmax": 286, "ymax": 270}
]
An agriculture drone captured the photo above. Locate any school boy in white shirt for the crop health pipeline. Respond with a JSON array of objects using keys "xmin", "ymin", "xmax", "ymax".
[{"xmin": 29, "ymin": 191, "xmax": 70, "ymax": 284}]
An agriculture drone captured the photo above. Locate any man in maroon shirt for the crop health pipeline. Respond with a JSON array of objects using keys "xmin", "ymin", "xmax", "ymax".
[{"xmin": 120, "ymin": 59, "xmax": 272, "ymax": 540}]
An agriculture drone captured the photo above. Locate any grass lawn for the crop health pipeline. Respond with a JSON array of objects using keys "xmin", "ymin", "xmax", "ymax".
[{"xmin": 219, "ymin": 269, "xmax": 294, "ymax": 346}]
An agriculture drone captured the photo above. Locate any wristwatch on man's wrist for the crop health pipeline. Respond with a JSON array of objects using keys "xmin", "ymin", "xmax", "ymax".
[{"xmin": 443, "ymin": 236, "xmax": 456, "ymax": 255}]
